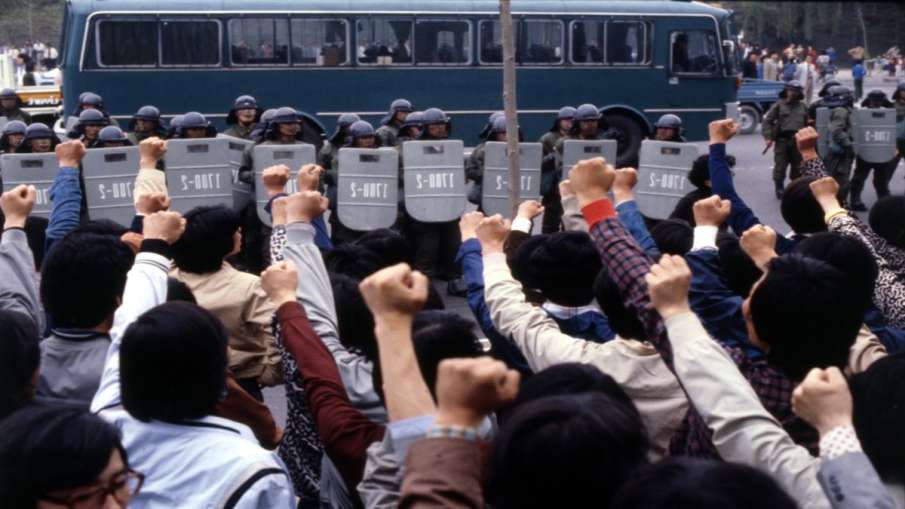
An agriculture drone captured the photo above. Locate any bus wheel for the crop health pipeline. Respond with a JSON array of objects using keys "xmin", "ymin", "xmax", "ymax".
[
  {"xmin": 604, "ymin": 113, "xmax": 644, "ymax": 167},
  {"xmin": 738, "ymin": 105, "xmax": 760, "ymax": 135}
]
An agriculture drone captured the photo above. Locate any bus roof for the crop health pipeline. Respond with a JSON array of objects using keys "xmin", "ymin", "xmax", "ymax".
[{"xmin": 68, "ymin": 0, "xmax": 729, "ymax": 19}]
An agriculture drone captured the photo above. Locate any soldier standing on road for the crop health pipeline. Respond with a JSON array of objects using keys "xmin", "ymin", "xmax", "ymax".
[
  {"xmin": 849, "ymin": 90, "xmax": 896, "ymax": 211},
  {"xmin": 824, "ymin": 86, "xmax": 857, "ymax": 205},
  {"xmin": 329, "ymin": 120, "xmax": 382, "ymax": 245},
  {"xmin": 762, "ymin": 80, "xmax": 808, "ymax": 199},
  {"xmin": 539, "ymin": 106, "xmax": 575, "ymax": 233},
  {"xmin": 0, "ymin": 88, "xmax": 32, "ymax": 124},
  {"xmin": 466, "ymin": 116, "xmax": 512, "ymax": 208},
  {"xmin": 375, "ymin": 98, "xmax": 413, "ymax": 148},
  {"xmin": 807, "ymin": 79, "xmax": 842, "ymax": 125},
  {"xmin": 223, "ymin": 95, "xmax": 263, "ymax": 140}
]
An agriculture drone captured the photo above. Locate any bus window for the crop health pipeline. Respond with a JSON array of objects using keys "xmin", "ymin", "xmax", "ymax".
[
  {"xmin": 415, "ymin": 20, "xmax": 471, "ymax": 65},
  {"xmin": 478, "ymin": 20, "xmax": 519, "ymax": 64},
  {"xmin": 607, "ymin": 21, "xmax": 648, "ymax": 65},
  {"xmin": 357, "ymin": 18, "xmax": 413, "ymax": 65},
  {"xmin": 522, "ymin": 20, "xmax": 563, "ymax": 65},
  {"xmin": 291, "ymin": 19, "xmax": 348, "ymax": 66},
  {"xmin": 671, "ymin": 30, "xmax": 719, "ymax": 75},
  {"xmin": 229, "ymin": 18, "xmax": 289, "ymax": 66},
  {"xmin": 97, "ymin": 19, "xmax": 158, "ymax": 67},
  {"xmin": 161, "ymin": 20, "xmax": 221, "ymax": 66},
  {"xmin": 570, "ymin": 20, "xmax": 604, "ymax": 64}
]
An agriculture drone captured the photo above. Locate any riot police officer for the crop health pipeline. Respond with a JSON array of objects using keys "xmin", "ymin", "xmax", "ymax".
[
  {"xmin": 419, "ymin": 108, "xmax": 452, "ymax": 140},
  {"xmin": 893, "ymin": 82, "xmax": 905, "ymax": 183},
  {"xmin": 69, "ymin": 92, "xmax": 117, "ymax": 127},
  {"xmin": 807, "ymin": 79, "xmax": 842, "ymax": 124},
  {"xmin": 376, "ymin": 98, "xmax": 413, "ymax": 147},
  {"xmin": 824, "ymin": 85, "xmax": 856, "ymax": 205},
  {"xmin": 554, "ymin": 104, "xmax": 616, "ymax": 174},
  {"xmin": 224, "ymin": 95, "xmax": 263, "ymax": 140},
  {"xmin": 396, "ymin": 111, "xmax": 423, "ymax": 144},
  {"xmin": 0, "ymin": 120, "xmax": 27, "ymax": 153},
  {"xmin": 319, "ymin": 113, "xmax": 360, "ymax": 170},
  {"xmin": 96, "ymin": 126, "xmax": 132, "ymax": 149},
  {"xmin": 539, "ymin": 106, "xmax": 575, "ymax": 233},
  {"xmin": 330, "ymin": 120, "xmax": 382, "ymax": 245},
  {"xmin": 762, "ymin": 80, "xmax": 808, "ymax": 199},
  {"xmin": 330, "ymin": 119, "xmax": 379, "ymax": 170},
  {"xmin": 850, "ymin": 90, "xmax": 897, "ymax": 210},
  {"xmin": 19, "ymin": 123, "xmax": 60, "ymax": 153},
  {"xmin": 0, "ymin": 88, "xmax": 32, "ymax": 123},
  {"xmin": 249, "ymin": 108, "xmax": 277, "ymax": 143},
  {"xmin": 175, "ymin": 112, "xmax": 217, "ymax": 139},
  {"xmin": 652, "ymin": 114, "xmax": 686, "ymax": 142},
  {"xmin": 127, "ymin": 105, "xmax": 167, "ymax": 145},
  {"xmin": 68, "ymin": 109, "xmax": 110, "ymax": 149},
  {"xmin": 478, "ymin": 111, "xmax": 504, "ymax": 141},
  {"xmin": 466, "ymin": 116, "xmax": 510, "ymax": 205}
]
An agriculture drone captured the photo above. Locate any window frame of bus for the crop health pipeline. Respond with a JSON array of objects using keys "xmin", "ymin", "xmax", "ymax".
[
  {"xmin": 668, "ymin": 29, "xmax": 721, "ymax": 76},
  {"xmin": 158, "ymin": 18, "xmax": 222, "ymax": 68},
  {"xmin": 413, "ymin": 18, "xmax": 472, "ymax": 66},
  {"xmin": 95, "ymin": 17, "xmax": 159, "ymax": 68},
  {"xmin": 519, "ymin": 19, "xmax": 564, "ymax": 66},
  {"xmin": 356, "ymin": 17, "xmax": 415, "ymax": 66},
  {"xmin": 569, "ymin": 19, "xmax": 606, "ymax": 66},
  {"xmin": 228, "ymin": 17, "xmax": 290, "ymax": 67},
  {"xmin": 606, "ymin": 20, "xmax": 651, "ymax": 66},
  {"xmin": 290, "ymin": 18, "xmax": 350, "ymax": 67}
]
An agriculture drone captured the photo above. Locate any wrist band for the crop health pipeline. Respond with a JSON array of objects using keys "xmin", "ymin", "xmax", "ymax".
[
  {"xmin": 824, "ymin": 208, "xmax": 848, "ymax": 224},
  {"xmin": 426, "ymin": 425, "xmax": 480, "ymax": 442}
]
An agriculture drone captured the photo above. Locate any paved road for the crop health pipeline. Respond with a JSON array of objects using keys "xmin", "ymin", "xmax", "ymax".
[{"xmin": 263, "ymin": 79, "xmax": 905, "ymax": 426}]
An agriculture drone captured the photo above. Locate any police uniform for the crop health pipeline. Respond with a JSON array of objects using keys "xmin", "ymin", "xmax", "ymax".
[
  {"xmin": 539, "ymin": 107, "xmax": 576, "ymax": 233},
  {"xmin": 825, "ymin": 91, "xmax": 856, "ymax": 203},
  {"xmin": 0, "ymin": 88, "xmax": 32, "ymax": 124},
  {"xmin": 224, "ymin": 95, "xmax": 262, "ymax": 141},
  {"xmin": 849, "ymin": 91, "xmax": 897, "ymax": 209},
  {"xmin": 223, "ymin": 124, "xmax": 255, "ymax": 140},
  {"xmin": 376, "ymin": 99, "xmax": 413, "ymax": 148},
  {"xmin": 762, "ymin": 89, "xmax": 809, "ymax": 193}
]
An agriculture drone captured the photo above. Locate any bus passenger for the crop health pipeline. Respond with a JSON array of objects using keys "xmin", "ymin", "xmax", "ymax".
[
  {"xmin": 224, "ymin": 95, "xmax": 263, "ymax": 140},
  {"xmin": 175, "ymin": 112, "xmax": 217, "ymax": 139},
  {"xmin": 97, "ymin": 126, "xmax": 132, "ymax": 149},
  {"xmin": 376, "ymin": 98, "xmax": 413, "ymax": 147},
  {"xmin": 652, "ymin": 114, "xmax": 686, "ymax": 142},
  {"xmin": 127, "ymin": 106, "xmax": 167, "ymax": 145},
  {"xmin": 0, "ymin": 88, "xmax": 32, "ymax": 124},
  {"xmin": 319, "ymin": 113, "xmax": 360, "ymax": 170},
  {"xmin": 539, "ymin": 106, "xmax": 575, "ymax": 233},
  {"xmin": 0, "ymin": 120, "xmax": 27, "ymax": 154},
  {"xmin": 68, "ymin": 109, "xmax": 109, "ymax": 149},
  {"xmin": 19, "ymin": 123, "xmax": 60, "ymax": 153}
]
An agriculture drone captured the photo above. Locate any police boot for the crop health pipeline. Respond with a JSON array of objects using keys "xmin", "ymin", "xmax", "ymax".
[
  {"xmin": 774, "ymin": 181, "xmax": 784, "ymax": 200},
  {"xmin": 849, "ymin": 190, "xmax": 868, "ymax": 212}
]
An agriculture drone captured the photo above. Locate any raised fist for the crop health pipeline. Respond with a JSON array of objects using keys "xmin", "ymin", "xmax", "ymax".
[
  {"xmin": 135, "ymin": 192, "xmax": 171, "ymax": 216},
  {"xmin": 0, "ymin": 184, "xmax": 36, "ymax": 229},
  {"xmin": 708, "ymin": 119, "xmax": 738, "ymax": 145},
  {"xmin": 297, "ymin": 164, "xmax": 324, "ymax": 192},
  {"xmin": 740, "ymin": 224, "xmax": 778, "ymax": 269},
  {"xmin": 285, "ymin": 190, "xmax": 329, "ymax": 224},
  {"xmin": 55, "ymin": 140, "xmax": 87, "ymax": 168},
  {"xmin": 475, "ymin": 214, "xmax": 511, "ymax": 254},
  {"xmin": 567, "ymin": 157, "xmax": 616, "ymax": 207},
  {"xmin": 795, "ymin": 127, "xmax": 819, "ymax": 160},
  {"xmin": 435, "ymin": 357, "xmax": 521, "ymax": 428},
  {"xmin": 516, "ymin": 200, "xmax": 544, "ymax": 221},
  {"xmin": 558, "ymin": 179, "xmax": 575, "ymax": 199},
  {"xmin": 792, "ymin": 367, "xmax": 853, "ymax": 435},
  {"xmin": 359, "ymin": 263, "xmax": 429, "ymax": 321},
  {"xmin": 459, "ymin": 211, "xmax": 485, "ymax": 241},
  {"xmin": 262, "ymin": 165, "xmax": 291, "ymax": 197},
  {"xmin": 143, "ymin": 211, "xmax": 186, "ymax": 245},
  {"xmin": 138, "ymin": 137, "xmax": 167, "ymax": 166},
  {"xmin": 692, "ymin": 195, "xmax": 732, "ymax": 227},
  {"xmin": 645, "ymin": 254, "xmax": 693, "ymax": 320}
]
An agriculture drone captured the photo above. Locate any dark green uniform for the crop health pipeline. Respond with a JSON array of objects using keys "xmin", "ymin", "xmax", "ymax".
[
  {"xmin": 825, "ymin": 106, "xmax": 855, "ymax": 202},
  {"xmin": 0, "ymin": 107, "xmax": 31, "ymax": 124},
  {"xmin": 539, "ymin": 130, "xmax": 565, "ymax": 233},
  {"xmin": 223, "ymin": 124, "xmax": 255, "ymax": 140},
  {"xmin": 762, "ymin": 99, "xmax": 809, "ymax": 189},
  {"xmin": 375, "ymin": 123, "xmax": 400, "ymax": 148},
  {"xmin": 465, "ymin": 142, "xmax": 486, "ymax": 206}
]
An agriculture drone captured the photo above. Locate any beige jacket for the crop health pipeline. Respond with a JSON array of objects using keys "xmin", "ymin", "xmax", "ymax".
[
  {"xmin": 483, "ymin": 252, "xmax": 687, "ymax": 459},
  {"xmin": 173, "ymin": 263, "xmax": 282, "ymax": 385},
  {"xmin": 133, "ymin": 167, "xmax": 167, "ymax": 204}
]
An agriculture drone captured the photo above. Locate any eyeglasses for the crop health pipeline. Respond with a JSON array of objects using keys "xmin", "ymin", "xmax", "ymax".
[{"xmin": 41, "ymin": 469, "xmax": 144, "ymax": 508}]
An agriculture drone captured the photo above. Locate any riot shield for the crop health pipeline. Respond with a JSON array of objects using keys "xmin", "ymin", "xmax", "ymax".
[
  {"xmin": 852, "ymin": 108, "xmax": 896, "ymax": 164},
  {"xmin": 481, "ymin": 142, "xmax": 542, "ymax": 218},
  {"xmin": 0, "ymin": 116, "xmax": 7, "ymax": 132},
  {"xmin": 163, "ymin": 138, "xmax": 234, "ymax": 213},
  {"xmin": 82, "ymin": 146, "xmax": 140, "ymax": 226},
  {"xmin": 220, "ymin": 135, "xmax": 254, "ymax": 210},
  {"xmin": 402, "ymin": 140, "xmax": 466, "ymax": 222},
  {"xmin": 561, "ymin": 139, "xmax": 617, "ymax": 179},
  {"xmin": 636, "ymin": 140, "xmax": 699, "ymax": 220},
  {"xmin": 336, "ymin": 147, "xmax": 399, "ymax": 231},
  {"xmin": 253, "ymin": 144, "xmax": 317, "ymax": 226},
  {"xmin": 0, "ymin": 153, "xmax": 58, "ymax": 218},
  {"xmin": 816, "ymin": 107, "xmax": 831, "ymax": 160}
]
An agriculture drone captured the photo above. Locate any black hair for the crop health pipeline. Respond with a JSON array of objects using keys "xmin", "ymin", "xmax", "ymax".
[
  {"xmin": 172, "ymin": 206, "xmax": 240, "ymax": 274},
  {"xmin": 850, "ymin": 352, "xmax": 905, "ymax": 485},
  {"xmin": 594, "ymin": 268, "xmax": 646, "ymax": 340},
  {"xmin": 0, "ymin": 405, "xmax": 127, "ymax": 508},
  {"xmin": 330, "ymin": 272, "xmax": 378, "ymax": 362},
  {"xmin": 612, "ymin": 457, "xmax": 799, "ymax": 509},
  {"xmin": 716, "ymin": 232, "xmax": 762, "ymax": 297},
  {"xmin": 324, "ymin": 244, "xmax": 388, "ymax": 280},
  {"xmin": 780, "ymin": 177, "xmax": 826, "ymax": 234},
  {"xmin": 120, "ymin": 302, "xmax": 228, "ymax": 421},
  {"xmin": 486, "ymin": 393, "xmax": 650, "ymax": 509},
  {"xmin": 868, "ymin": 196, "xmax": 905, "ymax": 249},
  {"xmin": 371, "ymin": 311, "xmax": 482, "ymax": 402},
  {"xmin": 354, "ymin": 229, "xmax": 412, "ymax": 267},
  {"xmin": 750, "ymin": 255, "xmax": 863, "ymax": 380},
  {"xmin": 73, "ymin": 218, "xmax": 129, "ymax": 237},
  {"xmin": 649, "ymin": 219, "xmax": 693, "ymax": 256},
  {"xmin": 40, "ymin": 233, "xmax": 134, "ymax": 329},
  {"xmin": 167, "ymin": 278, "xmax": 197, "ymax": 304},
  {"xmin": 511, "ymin": 232, "xmax": 603, "ymax": 307},
  {"xmin": 0, "ymin": 310, "xmax": 40, "ymax": 419},
  {"xmin": 795, "ymin": 232, "xmax": 877, "ymax": 309},
  {"xmin": 512, "ymin": 363, "xmax": 636, "ymax": 416},
  {"xmin": 24, "ymin": 216, "xmax": 47, "ymax": 269},
  {"xmin": 689, "ymin": 153, "xmax": 735, "ymax": 190}
]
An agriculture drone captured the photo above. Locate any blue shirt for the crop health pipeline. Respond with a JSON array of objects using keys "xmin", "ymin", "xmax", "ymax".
[{"xmin": 852, "ymin": 63, "xmax": 865, "ymax": 80}]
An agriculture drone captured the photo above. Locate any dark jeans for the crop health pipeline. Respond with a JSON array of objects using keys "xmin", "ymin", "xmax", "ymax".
[
  {"xmin": 851, "ymin": 157, "xmax": 896, "ymax": 203},
  {"xmin": 406, "ymin": 218, "xmax": 460, "ymax": 279}
]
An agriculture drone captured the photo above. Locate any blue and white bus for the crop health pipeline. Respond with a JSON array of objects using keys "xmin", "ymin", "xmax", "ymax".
[{"xmin": 59, "ymin": 0, "xmax": 740, "ymax": 164}]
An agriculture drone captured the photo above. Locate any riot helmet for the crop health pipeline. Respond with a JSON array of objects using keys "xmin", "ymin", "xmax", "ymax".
[
  {"xmin": 653, "ymin": 114, "xmax": 684, "ymax": 141},
  {"xmin": 264, "ymin": 107, "xmax": 303, "ymax": 141},
  {"xmin": 0, "ymin": 88, "xmax": 17, "ymax": 100},
  {"xmin": 479, "ymin": 111, "xmax": 505, "ymax": 140},
  {"xmin": 818, "ymin": 79, "xmax": 841, "ymax": 98},
  {"xmin": 0, "ymin": 88, "xmax": 24, "ymax": 110},
  {"xmin": 250, "ymin": 108, "xmax": 278, "ymax": 142},
  {"xmin": 0, "ymin": 120, "xmax": 27, "ymax": 152},
  {"xmin": 489, "ymin": 115, "xmax": 523, "ymax": 142},
  {"xmin": 98, "ymin": 125, "xmax": 132, "ymax": 147},
  {"xmin": 891, "ymin": 82, "xmax": 905, "ymax": 102},
  {"xmin": 128, "ymin": 105, "xmax": 166, "ymax": 133},
  {"xmin": 826, "ymin": 85, "xmax": 854, "ymax": 108},
  {"xmin": 861, "ymin": 89, "xmax": 893, "ymax": 108},
  {"xmin": 571, "ymin": 103, "xmax": 601, "ymax": 136},
  {"xmin": 227, "ymin": 95, "xmax": 263, "ymax": 125},
  {"xmin": 73, "ymin": 92, "xmax": 104, "ymax": 115},
  {"xmin": 22, "ymin": 122, "xmax": 59, "ymax": 153},
  {"xmin": 329, "ymin": 113, "xmax": 362, "ymax": 145},
  {"xmin": 69, "ymin": 109, "xmax": 109, "ymax": 140},
  {"xmin": 167, "ymin": 115, "xmax": 184, "ymax": 139},
  {"xmin": 399, "ymin": 111, "xmax": 424, "ymax": 139},
  {"xmin": 420, "ymin": 108, "xmax": 452, "ymax": 139},
  {"xmin": 550, "ymin": 106, "xmax": 577, "ymax": 132},
  {"xmin": 381, "ymin": 98, "xmax": 413, "ymax": 126},
  {"xmin": 779, "ymin": 80, "xmax": 804, "ymax": 101},
  {"xmin": 347, "ymin": 120, "xmax": 377, "ymax": 148},
  {"xmin": 3, "ymin": 120, "xmax": 27, "ymax": 136},
  {"xmin": 178, "ymin": 111, "xmax": 217, "ymax": 138}
]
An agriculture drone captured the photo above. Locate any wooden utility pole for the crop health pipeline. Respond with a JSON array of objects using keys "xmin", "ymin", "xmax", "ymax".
[{"xmin": 499, "ymin": 0, "xmax": 520, "ymax": 217}]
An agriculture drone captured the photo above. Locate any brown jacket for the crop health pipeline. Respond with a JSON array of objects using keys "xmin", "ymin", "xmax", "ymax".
[
  {"xmin": 400, "ymin": 438, "xmax": 484, "ymax": 509},
  {"xmin": 173, "ymin": 263, "xmax": 282, "ymax": 385}
]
